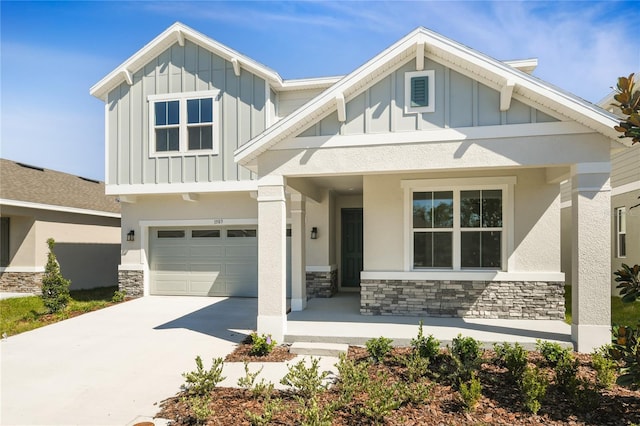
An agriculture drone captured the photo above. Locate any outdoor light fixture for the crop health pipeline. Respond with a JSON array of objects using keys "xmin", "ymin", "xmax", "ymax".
[
  {"xmin": 311, "ymin": 227, "xmax": 318, "ymax": 239},
  {"xmin": 127, "ymin": 230, "xmax": 135, "ymax": 242}
]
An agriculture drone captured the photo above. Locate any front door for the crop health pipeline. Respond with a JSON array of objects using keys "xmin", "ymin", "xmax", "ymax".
[{"xmin": 341, "ymin": 208, "xmax": 363, "ymax": 288}]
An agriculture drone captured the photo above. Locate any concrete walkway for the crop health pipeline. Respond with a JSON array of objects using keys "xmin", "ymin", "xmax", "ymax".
[{"xmin": 1, "ymin": 296, "xmax": 256, "ymax": 426}]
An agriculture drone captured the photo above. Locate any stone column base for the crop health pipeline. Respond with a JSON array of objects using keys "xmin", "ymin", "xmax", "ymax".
[
  {"xmin": 306, "ymin": 269, "xmax": 338, "ymax": 298},
  {"xmin": 0, "ymin": 272, "xmax": 44, "ymax": 294},
  {"xmin": 118, "ymin": 270, "xmax": 144, "ymax": 298}
]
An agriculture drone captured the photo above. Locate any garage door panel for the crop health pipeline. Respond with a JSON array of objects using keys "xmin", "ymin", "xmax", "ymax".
[
  {"xmin": 189, "ymin": 246, "xmax": 224, "ymax": 257},
  {"xmin": 224, "ymin": 246, "xmax": 257, "ymax": 258},
  {"xmin": 154, "ymin": 277, "xmax": 189, "ymax": 294},
  {"xmin": 189, "ymin": 279, "xmax": 221, "ymax": 295},
  {"xmin": 154, "ymin": 262, "xmax": 189, "ymax": 272}
]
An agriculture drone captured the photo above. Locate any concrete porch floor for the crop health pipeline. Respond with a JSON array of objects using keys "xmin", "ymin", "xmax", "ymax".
[{"xmin": 286, "ymin": 293, "xmax": 572, "ymax": 350}]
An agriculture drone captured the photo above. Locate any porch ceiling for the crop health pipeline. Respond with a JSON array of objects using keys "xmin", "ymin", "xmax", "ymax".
[{"xmin": 289, "ymin": 175, "xmax": 363, "ymax": 196}]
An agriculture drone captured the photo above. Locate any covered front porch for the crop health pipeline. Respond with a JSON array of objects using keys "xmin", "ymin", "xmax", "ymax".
[{"xmin": 286, "ymin": 293, "xmax": 572, "ymax": 349}]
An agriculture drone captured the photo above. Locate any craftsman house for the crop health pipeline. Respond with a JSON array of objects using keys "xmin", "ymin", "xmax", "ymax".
[{"xmin": 91, "ymin": 23, "xmax": 631, "ymax": 352}]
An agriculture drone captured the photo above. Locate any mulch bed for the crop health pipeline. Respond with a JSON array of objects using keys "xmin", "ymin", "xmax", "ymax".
[
  {"xmin": 156, "ymin": 345, "xmax": 640, "ymax": 425},
  {"xmin": 224, "ymin": 336, "xmax": 296, "ymax": 363}
]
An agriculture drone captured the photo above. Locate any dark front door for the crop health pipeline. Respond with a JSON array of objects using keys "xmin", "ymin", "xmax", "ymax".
[{"xmin": 341, "ymin": 208, "xmax": 363, "ymax": 288}]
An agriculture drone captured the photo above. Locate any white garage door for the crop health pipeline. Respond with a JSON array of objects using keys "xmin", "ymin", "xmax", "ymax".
[{"xmin": 150, "ymin": 226, "xmax": 291, "ymax": 297}]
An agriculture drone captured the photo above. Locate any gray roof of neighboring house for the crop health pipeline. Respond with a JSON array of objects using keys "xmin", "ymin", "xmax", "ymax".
[{"xmin": 0, "ymin": 159, "xmax": 120, "ymax": 215}]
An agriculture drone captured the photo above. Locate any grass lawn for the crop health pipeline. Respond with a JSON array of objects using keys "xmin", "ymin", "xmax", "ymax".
[
  {"xmin": 0, "ymin": 286, "xmax": 120, "ymax": 336},
  {"xmin": 564, "ymin": 285, "xmax": 640, "ymax": 326}
]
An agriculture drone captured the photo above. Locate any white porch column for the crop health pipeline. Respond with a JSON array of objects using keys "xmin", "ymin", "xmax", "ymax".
[
  {"xmin": 257, "ymin": 176, "xmax": 287, "ymax": 342},
  {"xmin": 290, "ymin": 193, "xmax": 307, "ymax": 311},
  {"xmin": 571, "ymin": 162, "xmax": 611, "ymax": 352}
]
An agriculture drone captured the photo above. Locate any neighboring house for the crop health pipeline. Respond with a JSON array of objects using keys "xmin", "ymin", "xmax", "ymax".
[
  {"xmin": 560, "ymin": 91, "xmax": 640, "ymax": 295},
  {"xmin": 91, "ymin": 23, "xmax": 633, "ymax": 352},
  {"xmin": 0, "ymin": 159, "xmax": 121, "ymax": 292}
]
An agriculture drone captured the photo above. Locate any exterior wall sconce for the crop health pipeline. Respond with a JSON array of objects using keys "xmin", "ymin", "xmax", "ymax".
[
  {"xmin": 310, "ymin": 227, "xmax": 318, "ymax": 239},
  {"xmin": 126, "ymin": 230, "xmax": 135, "ymax": 242}
]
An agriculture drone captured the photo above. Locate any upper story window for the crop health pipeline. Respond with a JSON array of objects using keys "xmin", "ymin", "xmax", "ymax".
[
  {"xmin": 148, "ymin": 90, "xmax": 219, "ymax": 156},
  {"xmin": 615, "ymin": 207, "xmax": 626, "ymax": 258},
  {"xmin": 405, "ymin": 70, "xmax": 435, "ymax": 114},
  {"xmin": 403, "ymin": 177, "xmax": 515, "ymax": 271}
]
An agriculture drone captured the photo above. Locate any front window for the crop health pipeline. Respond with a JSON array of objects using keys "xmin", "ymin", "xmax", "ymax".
[
  {"xmin": 149, "ymin": 90, "xmax": 218, "ymax": 156},
  {"xmin": 405, "ymin": 177, "xmax": 514, "ymax": 271}
]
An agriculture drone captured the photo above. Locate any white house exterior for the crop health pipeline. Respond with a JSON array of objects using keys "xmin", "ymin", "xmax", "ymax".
[{"xmin": 91, "ymin": 23, "xmax": 632, "ymax": 352}]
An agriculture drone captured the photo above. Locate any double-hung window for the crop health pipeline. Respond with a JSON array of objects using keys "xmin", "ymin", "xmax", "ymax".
[
  {"xmin": 615, "ymin": 207, "xmax": 626, "ymax": 258},
  {"xmin": 405, "ymin": 177, "xmax": 515, "ymax": 271},
  {"xmin": 149, "ymin": 90, "xmax": 218, "ymax": 156}
]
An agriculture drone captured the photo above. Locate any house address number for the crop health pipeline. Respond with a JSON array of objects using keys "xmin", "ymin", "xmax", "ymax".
[{"xmin": 213, "ymin": 218, "xmax": 224, "ymax": 224}]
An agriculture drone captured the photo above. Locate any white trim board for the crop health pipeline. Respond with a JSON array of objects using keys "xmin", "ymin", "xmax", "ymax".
[
  {"xmin": 106, "ymin": 181, "xmax": 258, "ymax": 196},
  {"xmin": 361, "ymin": 271, "xmax": 565, "ymax": 282},
  {"xmin": 0, "ymin": 266, "xmax": 46, "ymax": 273},
  {"xmin": 0, "ymin": 199, "xmax": 121, "ymax": 219}
]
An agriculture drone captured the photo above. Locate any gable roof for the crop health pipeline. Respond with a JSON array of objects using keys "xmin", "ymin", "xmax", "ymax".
[
  {"xmin": 234, "ymin": 27, "xmax": 626, "ymax": 167},
  {"xmin": 90, "ymin": 22, "xmax": 341, "ymax": 100},
  {"xmin": 0, "ymin": 159, "xmax": 120, "ymax": 217}
]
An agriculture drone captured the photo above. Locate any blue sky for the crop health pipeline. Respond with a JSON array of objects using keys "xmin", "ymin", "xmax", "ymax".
[{"xmin": 2, "ymin": 1, "xmax": 639, "ymax": 180}]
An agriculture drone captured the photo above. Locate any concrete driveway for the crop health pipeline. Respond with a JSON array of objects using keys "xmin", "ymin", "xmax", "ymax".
[{"xmin": 1, "ymin": 296, "xmax": 256, "ymax": 425}]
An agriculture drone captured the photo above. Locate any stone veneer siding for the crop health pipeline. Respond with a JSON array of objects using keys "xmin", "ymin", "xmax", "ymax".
[
  {"xmin": 0, "ymin": 272, "xmax": 44, "ymax": 294},
  {"xmin": 360, "ymin": 279, "xmax": 565, "ymax": 320},
  {"xmin": 306, "ymin": 269, "xmax": 338, "ymax": 298},
  {"xmin": 118, "ymin": 270, "xmax": 144, "ymax": 298}
]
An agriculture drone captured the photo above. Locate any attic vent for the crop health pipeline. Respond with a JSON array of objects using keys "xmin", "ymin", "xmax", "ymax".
[
  {"xmin": 404, "ymin": 70, "xmax": 435, "ymax": 114},
  {"xmin": 16, "ymin": 162, "xmax": 44, "ymax": 172},
  {"xmin": 79, "ymin": 176, "xmax": 100, "ymax": 184}
]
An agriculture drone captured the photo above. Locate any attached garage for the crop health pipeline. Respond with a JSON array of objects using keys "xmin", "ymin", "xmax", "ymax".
[{"xmin": 149, "ymin": 226, "xmax": 290, "ymax": 297}]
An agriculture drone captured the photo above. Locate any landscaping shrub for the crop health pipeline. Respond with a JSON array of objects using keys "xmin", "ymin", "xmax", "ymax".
[
  {"xmin": 403, "ymin": 352, "xmax": 431, "ymax": 382},
  {"xmin": 365, "ymin": 336, "xmax": 393, "ymax": 364},
  {"xmin": 592, "ymin": 346, "xmax": 617, "ymax": 389},
  {"xmin": 554, "ymin": 352, "xmax": 579, "ymax": 393},
  {"xmin": 614, "ymin": 263, "xmax": 640, "ymax": 303},
  {"xmin": 249, "ymin": 332, "xmax": 277, "ymax": 356},
  {"xmin": 493, "ymin": 342, "xmax": 528, "ymax": 383},
  {"xmin": 411, "ymin": 320, "xmax": 440, "ymax": 359},
  {"xmin": 335, "ymin": 354, "xmax": 370, "ymax": 405},
  {"xmin": 280, "ymin": 357, "xmax": 330, "ymax": 399},
  {"xmin": 451, "ymin": 334, "xmax": 482, "ymax": 366},
  {"xmin": 111, "ymin": 290, "xmax": 126, "ymax": 303},
  {"xmin": 459, "ymin": 372, "xmax": 482, "ymax": 412},
  {"xmin": 521, "ymin": 365, "xmax": 547, "ymax": 415},
  {"xmin": 182, "ymin": 356, "xmax": 225, "ymax": 397},
  {"xmin": 181, "ymin": 394, "xmax": 213, "ymax": 425},
  {"xmin": 611, "ymin": 324, "xmax": 640, "ymax": 389},
  {"xmin": 361, "ymin": 370, "xmax": 407, "ymax": 423},
  {"xmin": 536, "ymin": 339, "xmax": 571, "ymax": 367},
  {"xmin": 245, "ymin": 396, "xmax": 282, "ymax": 426},
  {"xmin": 238, "ymin": 361, "xmax": 272, "ymax": 398},
  {"xmin": 41, "ymin": 238, "xmax": 71, "ymax": 313}
]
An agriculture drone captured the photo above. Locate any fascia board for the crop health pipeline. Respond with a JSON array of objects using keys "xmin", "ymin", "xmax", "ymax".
[
  {"xmin": 90, "ymin": 22, "xmax": 284, "ymax": 100},
  {"xmin": 0, "ymin": 198, "xmax": 121, "ymax": 219}
]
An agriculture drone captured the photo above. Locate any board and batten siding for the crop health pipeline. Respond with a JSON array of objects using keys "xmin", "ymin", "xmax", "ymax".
[
  {"xmin": 611, "ymin": 144, "xmax": 640, "ymax": 189},
  {"xmin": 106, "ymin": 40, "xmax": 265, "ymax": 186},
  {"xmin": 297, "ymin": 59, "xmax": 558, "ymax": 138}
]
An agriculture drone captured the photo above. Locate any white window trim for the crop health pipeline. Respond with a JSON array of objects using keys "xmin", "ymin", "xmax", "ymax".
[
  {"xmin": 404, "ymin": 70, "xmax": 435, "ymax": 114},
  {"xmin": 402, "ymin": 176, "xmax": 516, "ymax": 272},
  {"xmin": 147, "ymin": 90, "xmax": 220, "ymax": 157},
  {"xmin": 615, "ymin": 206, "xmax": 626, "ymax": 258}
]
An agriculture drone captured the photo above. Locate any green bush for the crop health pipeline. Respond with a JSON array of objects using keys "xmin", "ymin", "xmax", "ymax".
[
  {"xmin": 111, "ymin": 290, "xmax": 126, "ymax": 303},
  {"xmin": 451, "ymin": 334, "xmax": 482, "ymax": 367},
  {"xmin": 592, "ymin": 346, "xmax": 617, "ymax": 389},
  {"xmin": 365, "ymin": 336, "xmax": 393, "ymax": 364},
  {"xmin": 245, "ymin": 395, "xmax": 282, "ymax": 426},
  {"xmin": 181, "ymin": 394, "xmax": 213, "ymax": 425},
  {"xmin": 536, "ymin": 340, "xmax": 570, "ymax": 367},
  {"xmin": 521, "ymin": 365, "xmax": 547, "ymax": 415},
  {"xmin": 403, "ymin": 352, "xmax": 431, "ymax": 382},
  {"xmin": 610, "ymin": 324, "xmax": 640, "ymax": 389},
  {"xmin": 182, "ymin": 356, "xmax": 226, "ymax": 397},
  {"xmin": 493, "ymin": 342, "xmax": 528, "ymax": 383},
  {"xmin": 335, "ymin": 354, "xmax": 370, "ymax": 405},
  {"xmin": 614, "ymin": 263, "xmax": 640, "ymax": 303},
  {"xmin": 411, "ymin": 320, "xmax": 440, "ymax": 359},
  {"xmin": 360, "ymin": 370, "xmax": 407, "ymax": 423},
  {"xmin": 459, "ymin": 372, "xmax": 482, "ymax": 412},
  {"xmin": 41, "ymin": 238, "xmax": 71, "ymax": 313},
  {"xmin": 554, "ymin": 352, "xmax": 579, "ymax": 393},
  {"xmin": 249, "ymin": 332, "xmax": 277, "ymax": 356},
  {"xmin": 573, "ymin": 379, "xmax": 601, "ymax": 413},
  {"xmin": 280, "ymin": 357, "xmax": 330, "ymax": 399}
]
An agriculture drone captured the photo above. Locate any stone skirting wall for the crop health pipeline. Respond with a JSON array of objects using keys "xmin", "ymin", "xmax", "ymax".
[
  {"xmin": 306, "ymin": 269, "xmax": 338, "ymax": 298},
  {"xmin": 118, "ymin": 270, "xmax": 144, "ymax": 298},
  {"xmin": 0, "ymin": 272, "xmax": 44, "ymax": 294},
  {"xmin": 360, "ymin": 279, "xmax": 565, "ymax": 320}
]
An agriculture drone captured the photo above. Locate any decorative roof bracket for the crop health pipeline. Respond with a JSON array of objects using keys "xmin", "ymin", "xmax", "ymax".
[
  {"xmin": 500, "ymin": 79, "xmax": 516, "ymax": 111},
  {"xmin": 416, "ymin": 41, "xmax": 425, "ymax": 71},
  {"xmin": 175, "ymin": 29, "xmax": 185, "ymax": 47},
  {"xmin": 122, "ymin": 69, "xmax": 133, "ymax": 86},
  {"xmin": 336, "ymin": 93, "xmax": 346, "ymax": 122},
  {"xmin": 231, "ymin": 57, "xmax": 241, "ymax": 77}
]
